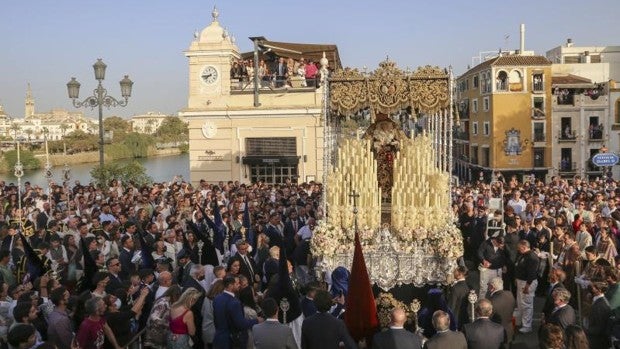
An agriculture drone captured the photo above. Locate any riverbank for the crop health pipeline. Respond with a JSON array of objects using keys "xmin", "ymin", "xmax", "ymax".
[
  {"xmin": 45, "ymin": 148, "xmax": 182, "ymax": 166},
  {"xmin": 0, "ymin": 148, "xmax": 183, "ymax": 173}
]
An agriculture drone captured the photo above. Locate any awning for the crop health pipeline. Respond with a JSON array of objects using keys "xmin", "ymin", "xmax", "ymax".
[{"xmin": 242, "ymin": 156, "xmax": 300, "ymax": 165}]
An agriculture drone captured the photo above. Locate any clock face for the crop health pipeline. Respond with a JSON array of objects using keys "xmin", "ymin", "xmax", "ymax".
[
  {"xmin": 201, "ymin": 66, "xmax": 219, "ymax": 85},
  {"xmin": 201, "ymin": 121, "xmax": 217, "ymax": 139}
]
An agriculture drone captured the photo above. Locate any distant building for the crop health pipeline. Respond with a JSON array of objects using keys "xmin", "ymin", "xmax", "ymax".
[
  {"xmin": 130, "ymin": 112, "xmax": 182, "ymax": 134},
  {"xmin": 0, "ymin": 84, "xmax": 99, "ymax": 141},
  {"xmin": 454, "ymin": 52, "xmax": 552, "ymax": 182},
  {"xmin": 545, "ymin": 40, "xmax": 620, "ymax": 179}
]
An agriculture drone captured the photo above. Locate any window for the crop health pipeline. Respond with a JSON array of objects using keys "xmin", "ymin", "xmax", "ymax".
[
  {"xmin": 533, "ymin": 97, "xmax": 545, "ymax": 118},
  {"xmin": 533, "ymin": 73, "xmax": 544, "ymax": 92},
  {"xmin": 471, "ymin": 146, "xmax": 479, "ymax": 164},
  {"xmin": 509, "ymin": 70, "xmax": 523, "ymax": 92},
  {"xmin": 473, "ymin": 76, "xmax": 479, "ymax": 88},
  {"xmin": 483, "ymin": 122, "xmax": 490, "ymax": 136},
  {"xmin": 616, "ymin": 98, "xmax": 620, "ymax": 124},
  {"xmin": 533, "ymin": 148, "xmax": 545, "ymax": 167},
  {"xmin": 589, "ymin": 116, "xmax": 603, "ymax": 140},
  {"xmin": 472, "ymin": 122, "xmax": 478, "ymax": 135},
  {"xmin": 459, "ymin": 99, "xmax": 470, "ymax": 119},
  {"xmin": 560, "ymin": 117, "xmax": 575, "ymax": 139},
  {"xmin": 533, "ymin": 122, "xmax": 545, "ymax": 142},
  {"xmin": 560, "ymin": 148, "xmax": 573, "ymax": 171},
  {"xmin": 484, "ymin": 72, "xmax": 492, "ymax": 93},
  {"xmin": 496, "ymin": 71, "xmax": 508, "ymax": 91},
  {"xmin": 482, "ymin": 147, "xmax": 490, "ymax": 167},
  {"xmin": 472, "ymin": 99, "xmax": 478, "ymax": 113},
  {"xmin": 483, "ymin": 97, "xmax": 490, "ymax": 111}
]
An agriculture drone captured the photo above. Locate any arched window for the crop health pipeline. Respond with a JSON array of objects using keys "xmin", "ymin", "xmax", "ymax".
[
  {"xmin": 496, "ymin": 71, "xmax": 508, "ymax": 91},
  {"xmin": 509, "ymin": 70, "xmax": 523, "ymax": 91}
]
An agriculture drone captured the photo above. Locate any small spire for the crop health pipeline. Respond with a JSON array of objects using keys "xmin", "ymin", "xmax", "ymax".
[{"xmin": 211, "ymin": 5, "xmax": 219, "ymax": 21}]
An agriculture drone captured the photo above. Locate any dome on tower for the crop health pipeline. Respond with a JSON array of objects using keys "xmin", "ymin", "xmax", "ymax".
[{"xmin": 198, "ymin": 6, "xmax": 230, "ymax": 44}]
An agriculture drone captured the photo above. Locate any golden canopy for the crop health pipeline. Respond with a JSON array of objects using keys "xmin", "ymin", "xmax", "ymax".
[{"xmin": 328, "ymin": 60, "xmax": 450, "ymax": 116}]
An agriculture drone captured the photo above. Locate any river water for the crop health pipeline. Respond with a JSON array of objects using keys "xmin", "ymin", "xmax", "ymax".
[{"xmin": 1, "ymin": 154, "xmax": 190, "ymax": 186}]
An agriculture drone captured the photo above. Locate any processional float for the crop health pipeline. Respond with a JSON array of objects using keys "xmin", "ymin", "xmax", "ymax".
[{"xmin": 313, "ymin": 60, "xmax": 463, "ymax": 293}]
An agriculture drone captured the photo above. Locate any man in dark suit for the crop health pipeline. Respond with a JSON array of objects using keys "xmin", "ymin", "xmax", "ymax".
[
  {"xmin": 272, "ymin": 57, "xmax": 288, "ymax": 87},
  {"xmin": 372, "ymin": 308, "xmax": 422, "ymax": 349},
  {"xmin": 301, "ymin": 289, "xmax": 357, "ymax": 349},
  {"xmin": 252, "ymin": 298, "xmax": 297, "ymax": 349},
  {"xmin": 423, "ymin": 310, "xmax": 467, "ymax": 349},
  {"xmin": 265, "ymin": 213, "xmax": 284, "ymax": 248},
  {"xmin": 547, "ymin": 287, "xmax": 576, "ymax": 331},
  {"xmin": 182, "ymin": 264, "xmax": 206, "ymax": 349},
  {"xmin": 447, "ymin": 266, "xmax": 470, "ymax": 329},
  {"xmin": 118, "ymin": 235, "xmax": 135, "ymax": 280},
  {"xmin": 487, "ymin": 277, "xmax": 515, "ymax": 344},
  {"xmin": 175, "ymin": 249, "xmax": 193, "ymax": 285},
  {"xmin": 229, "ymin": 239, "xmax": 260, "ymax": 286},
  {"xmin": 283, "ymin": 210, "xmax": 303, "ymax": 259},
  {"xmin": 542, "ymin": 266, "xmax": 566, "ymax": 321},
  {"xmin": 213, "ymin": 275, "xmax": 261, "ymax": 349},
  {"xmin": 462, "ymin": 299, "xmax": 505, "ymax": 349},
  {"xmin": 587, "ymin": 281, "xmax": 611, "ymax": 348},
  {"xmin": 477, "ymin": 234, "xmax": 507, "ymax": 299},
  {"xmin": 105, "ymin": 257, "xmax": 124, "ymax": 294}
]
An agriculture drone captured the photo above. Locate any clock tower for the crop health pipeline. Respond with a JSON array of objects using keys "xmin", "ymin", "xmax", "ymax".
[{"xmin": 185, "ymin": 6, "xmax": 240, "ymax": 110}]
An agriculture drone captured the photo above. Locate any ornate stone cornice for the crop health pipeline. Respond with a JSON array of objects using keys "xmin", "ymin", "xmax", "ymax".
[{"xmin": 329, "ymin": 60, "xmax": 449, "ymax": 116}]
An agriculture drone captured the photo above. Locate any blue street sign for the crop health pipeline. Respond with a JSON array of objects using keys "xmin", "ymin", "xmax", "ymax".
[{"xmin": 591, "ymin": 153, "xmax": 620, "ymax": 167}]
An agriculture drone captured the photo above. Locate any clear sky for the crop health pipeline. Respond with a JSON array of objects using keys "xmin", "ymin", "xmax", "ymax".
[{"xmin": 1, "ymin": 0, "xmax": 619, "ymax": 119}]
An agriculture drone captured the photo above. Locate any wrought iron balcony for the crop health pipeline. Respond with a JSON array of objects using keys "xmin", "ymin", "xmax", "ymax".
[
  {"xmin": 558, "ymin": 130, "xmax": 577, "ymax": 142},
  {"xmin": 558, "ymin": 161, "xmax": 577, "ymax": 172}
]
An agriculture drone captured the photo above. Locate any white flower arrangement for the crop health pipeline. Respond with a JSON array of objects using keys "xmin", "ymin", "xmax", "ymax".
[{"xmin": 311, "ymin": 219, "xmax": 463, "ymax": 260}]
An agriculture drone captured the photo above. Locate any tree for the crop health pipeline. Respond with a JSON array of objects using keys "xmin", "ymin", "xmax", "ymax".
[
  {"xmin": 59, "ymin": 123, "xmax": 70, "ymax": 137},
  {"xmin": 64, "ymin": 129, "xmax": 98, "ymax": 153},
  {"xmin": 2, "ymin": 149, "xmax": 41, "ymax": 171},
  {"xmin": 90, "ymin": 161, "xmax": 152, "ymax": 189},
  {"xmin": 9, "ymin": 123, "xmax": 20, "ymax": 140},
  {"xmin": 154, "ymin": 116, "xmax": 188, "ymax": 142},
  {"xmin": 122, "ymin": 132, "xmax": 155, "ymax": 158},
  {"xmin": 103, "ymin": 116, "xmax": 131, "ymax": 142}
]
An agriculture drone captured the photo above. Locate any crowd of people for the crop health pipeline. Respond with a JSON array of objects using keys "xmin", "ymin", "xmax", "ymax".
[
  {"xmin": 230, "ymin": 56, "xmax": 322, "ymax": 89},
  {"xmin": 0, "ymin": 172, "xmax": 618, "ymax": 349}
]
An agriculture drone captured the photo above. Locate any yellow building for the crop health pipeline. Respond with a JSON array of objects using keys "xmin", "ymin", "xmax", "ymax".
[
  {"xmin": 180, "ymin": 8, "xmax": 339, "ymax": 184},
  {"xmin": 454, "ymin": 54, "xmax": 552, "ymax": 182}
]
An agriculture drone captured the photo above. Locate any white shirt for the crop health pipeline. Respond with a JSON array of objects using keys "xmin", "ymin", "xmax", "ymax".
[{"xmin": 297, "ymin": 225, "xmax": 313, "ymax": 240}]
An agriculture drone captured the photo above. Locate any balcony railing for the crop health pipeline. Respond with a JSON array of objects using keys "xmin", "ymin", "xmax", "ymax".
[
  {"xmin": 454, "ymin": 131, "xmax": 470, "ymax": 141},
  {"xmin": 533, "ymin": 133, "xmax": 546, "ymax": 142},
  {"xmin": 533, "ymin": 81, "xmax": 544, "ymax": 92},
  {"xmin": 588, "ymin": 127, "xmax": 604, "ymax": 141},
  {"xmin": 558, "ymin": 131, "xmax": 577, "ymax": 142},
  {"xmin": 558, "ymin": 161, "xmax": 577, "ymax": 172},
  {"xmin": 556, "ymin": 94, "xmax": 574, "ymax": 105},
  {"xmin": 496, "ymin": 81, "xmax": 508, "ymax": 91}
]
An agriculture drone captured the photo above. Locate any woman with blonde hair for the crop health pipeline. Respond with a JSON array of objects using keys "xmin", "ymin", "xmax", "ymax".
[
  {"xmin": 145, "ymin": 285, "xmax": 183, "ymax": 349},
  {"xmin": 167, "ymin": 287, "xmax": 202, "ymax": 349}
]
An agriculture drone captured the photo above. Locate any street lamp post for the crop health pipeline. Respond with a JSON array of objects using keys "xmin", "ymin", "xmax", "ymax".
[
  {"xmin": 42, "ymin": 127, "xmax": 53, "ymax": 202},
  {"xmin": 67, "ymin": 59, "xmax": 133, "ymax": 167}
]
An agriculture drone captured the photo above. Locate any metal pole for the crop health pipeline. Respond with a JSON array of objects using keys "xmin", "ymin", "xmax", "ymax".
[
  {"xmin": 253, "ymin": 39, "xmax": 260, "ymax": 108},
  {"xmin": 97, "ymin": 82, "xmax": 105, "ymax": 167},
  {"xmin": 15, "ymin": 141, "xmax": 23, "ymax": 212}
]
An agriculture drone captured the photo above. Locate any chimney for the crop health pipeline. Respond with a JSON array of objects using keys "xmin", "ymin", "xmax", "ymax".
[
  {"xmin": 567, "ymin": 38, "xmax": 573, "ymax": 47},
  {"xmin": 583, "ymin": 51, "xmax": 591, "ymax": 63},
  {"xmin": 520, "ymin": 24, "xmax": 525, "ymax": 55}
]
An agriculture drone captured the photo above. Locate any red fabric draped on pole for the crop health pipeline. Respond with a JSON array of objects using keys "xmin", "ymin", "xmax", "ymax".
[{"xmin": 344, "ymin": 231, "xmax": 379, "ymax": 343}]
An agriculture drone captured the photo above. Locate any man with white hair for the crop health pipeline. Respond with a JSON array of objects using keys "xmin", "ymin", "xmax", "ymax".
[
  {"xmin": 462, "ymin": 299, "xmax": 505, "ymax": 349},
  {"xmin": 547, "ymin": 288, "xmax": 576, "ymax": 330},
  {"xmin": 487, "ymin": 277, "xmax": 515, "ymax": 343},
  {"xmin": 423, "ymin": 310, "xmax": 466, "ymax": 349}
]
